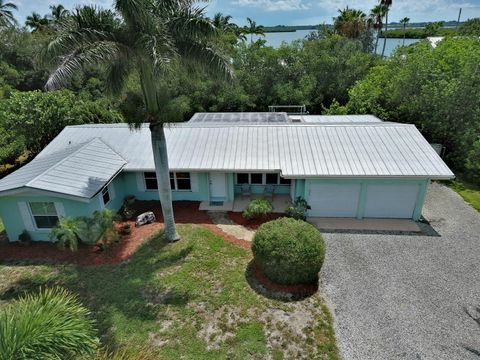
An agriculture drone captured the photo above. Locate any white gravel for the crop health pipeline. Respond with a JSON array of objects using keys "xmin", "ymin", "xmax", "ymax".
[{"xmin": 320, "ymin": 182, "xmax": 480, "ymax": 360}]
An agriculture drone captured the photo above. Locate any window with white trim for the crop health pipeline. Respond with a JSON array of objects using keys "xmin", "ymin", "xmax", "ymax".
[
  {"xmin": 235, "ymin": 173, "xmax": 291, "ymax": 185},
  {"xmin": 29, "ymin": 202, "xmax": 59, "ymax": 229},
  {"xmin": 144, "ymin": 172, "xmax": 191, "ymax": 191},
  {"xmin": 102, "ymin": 186, "xmax": 111, "ymax": 205}
]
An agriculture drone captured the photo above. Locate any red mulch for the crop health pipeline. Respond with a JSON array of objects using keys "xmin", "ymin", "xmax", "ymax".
[
  {"xmin": 0, "ymin": 201, "xmax": 251, "ymax": 266},
  {"xmin": 252, "ymin": 261, "xmax": 319, "ymax": 297},
  {"xmin": 227, "ymin": 212, "xmax": 285, "ymax": 230}
]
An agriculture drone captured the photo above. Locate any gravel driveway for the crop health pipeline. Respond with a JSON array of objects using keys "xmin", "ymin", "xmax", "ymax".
[{"xmin": 321, "ymin": 182, "xmax": 480, "ymax": 360}]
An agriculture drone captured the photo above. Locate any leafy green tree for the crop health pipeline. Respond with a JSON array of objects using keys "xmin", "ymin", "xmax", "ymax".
[
  {"xmin": 0, "ymin": 90, "xmax": 123, "ymax": 155},
  {"xmin": 343, "ymin": 38, "xmax": 480, "ymax": 182},
  {"xmin": 43, "ymin": 2, "xmax": 232, "ymax": 242},
  {"xmin": 458, "ymin": 18, "xmax": 480, "ymax": 36},
  {"xmin": 0, "ymin": 0, "xmax": 17, "ymax": 27},
  {"xmin": 0, "ymin": 126, "xmax": 25, "ymax": 165}
]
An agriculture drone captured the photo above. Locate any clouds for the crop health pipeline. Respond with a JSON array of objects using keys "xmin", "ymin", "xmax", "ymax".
[{"xmin": 232, "ymin": 0, "xmax": 311, "ymax": 11}]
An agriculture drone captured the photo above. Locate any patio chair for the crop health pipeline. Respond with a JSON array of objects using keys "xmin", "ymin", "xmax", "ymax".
[
  {"xmin": 264, "ymin": 184, "xmax": 275, "ymax": 200},
  {"xmin": 241, "ymin": 184, "xmax": 251, "ymax": 198}
]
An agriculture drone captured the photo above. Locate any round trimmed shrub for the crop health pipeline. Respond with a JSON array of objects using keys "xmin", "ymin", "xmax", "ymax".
[{"xmin": 252, "ymin": 217, "xmax": 325, "ymax": 285}]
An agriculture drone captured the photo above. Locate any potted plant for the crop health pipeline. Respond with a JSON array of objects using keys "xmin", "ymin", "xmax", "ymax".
[{"xmin": 121, "ymin": 224, "xmax": 132, "ymax": 235}]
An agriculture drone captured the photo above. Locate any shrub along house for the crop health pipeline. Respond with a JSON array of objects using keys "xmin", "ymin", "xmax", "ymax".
[{"xmin": 0, "ymin": 113, "xmax": 454, "ymax": 242}]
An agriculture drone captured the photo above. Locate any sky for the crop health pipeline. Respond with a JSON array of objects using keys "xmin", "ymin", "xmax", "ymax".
[{"xmin": 14, "ymin": 0, "xmax": 480, "ymax": 26}]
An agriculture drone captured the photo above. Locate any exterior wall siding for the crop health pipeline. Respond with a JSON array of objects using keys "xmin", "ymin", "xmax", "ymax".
[{"xmin": 0, "ymin": 194, "xmax": 101, "ymax": 242}]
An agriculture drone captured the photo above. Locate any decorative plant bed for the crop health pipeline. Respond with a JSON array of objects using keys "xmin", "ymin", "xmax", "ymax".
[{"xmin": 227, "ymin": 212, "xmax": 284, "ymax": 230}]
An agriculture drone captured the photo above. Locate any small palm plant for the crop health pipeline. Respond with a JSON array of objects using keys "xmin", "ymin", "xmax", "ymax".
[
  {"xmin": 50, "ymin": 217, "xmax": 82, "ymax": 251},
  {"xmin": 0, "ymin": 287, "xmax": 99, "ymax": 359}
]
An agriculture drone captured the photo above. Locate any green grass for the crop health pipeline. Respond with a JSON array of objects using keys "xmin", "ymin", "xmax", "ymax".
[
  {"xmin": 447, "ymin": 179, "xmax": 480, "ymax": 212},
  {"xmin": 0, "ymin": 225, "xmax": 339, "ymax": 359}
]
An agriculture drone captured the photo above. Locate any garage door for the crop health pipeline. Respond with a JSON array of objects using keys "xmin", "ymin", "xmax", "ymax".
[
  {"xmin": 364, "ymin": 184, "xmax": 419, "ymax": 219},
  {"xmin": 308, "ymin": 184, "xmax": 361, "ymax": 217}
]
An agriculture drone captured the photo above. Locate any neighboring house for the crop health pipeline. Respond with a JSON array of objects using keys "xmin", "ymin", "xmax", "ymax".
[{"xmin": 0, "ymin": 113, "xmax": 454, "ymax": 242}]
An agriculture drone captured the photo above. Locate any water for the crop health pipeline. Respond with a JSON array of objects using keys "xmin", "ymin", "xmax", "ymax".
[{"xmin": 251, "ymin": 29, "xmax": 420, "ymax": 56}]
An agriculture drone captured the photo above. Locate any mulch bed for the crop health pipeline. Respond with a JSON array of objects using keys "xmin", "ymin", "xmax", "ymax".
[
  {"xmin": 248, "ymin": 261, "xmax": 319, "ymax": 300},
  {"xmin": 0, "ymin": 201, "xmax": 251, "ymax": 266},
  {"xmin": 227, "ymin": 212, "xmax": 285, "ymax": 230}
]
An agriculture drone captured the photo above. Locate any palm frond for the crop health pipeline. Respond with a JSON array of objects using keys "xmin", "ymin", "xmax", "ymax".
[{"xmin": 45, "ymin": 41, "xmax": 125, "ymax": 90}]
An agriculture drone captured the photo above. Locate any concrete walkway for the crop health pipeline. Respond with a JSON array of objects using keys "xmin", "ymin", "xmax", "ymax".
[
  {"xmin": 321, "ymin": 183, "xmax": 480, "ymax": 360},
  {"xmin": 207, "ymin": 212, "xmax": 255, "ymax": 242},
  {"xmin": 309, "ymin": 217, "xmax": 421, "ymax": 232}
]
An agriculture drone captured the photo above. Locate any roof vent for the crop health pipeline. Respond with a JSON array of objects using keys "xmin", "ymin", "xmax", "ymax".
[{"xmin": 290, "ymin": 116, "xmax": 303, "ymax": 123}]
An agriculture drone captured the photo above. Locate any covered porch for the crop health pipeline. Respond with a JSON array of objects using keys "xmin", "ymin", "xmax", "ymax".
[{"xmin": 200, "ymin": 194, "xmax": 292, "ymax": 212}]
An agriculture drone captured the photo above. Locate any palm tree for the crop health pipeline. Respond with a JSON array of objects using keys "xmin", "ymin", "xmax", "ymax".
[
  {"xmin": 380, "ymin": 0, "xmax": 393, "ymax": 58},
  {"xmin": 25, "ymin": 12, "xmax": 49, "ymax": 32},
  {"xmin": 212, "ymin": 12, "xmax": 245, "ymax": 41},
  {"xmin": 49, "ymin": 4, "xmax": 69, "ymax": 22},
  {"xmin": 370, "ymin": 5, "xmax": 386, "ymax": 54},
  {"xmin": 334, "ymin": 7, "xmax": 369, "ymax": 39},
  {"xmin": 400, "ymin": 17, "xmax": 410, "ymax": 45},
  {"xmin": 245, "ymin": 17, "xmax": 265, "ymax": 43},
  {"xmin": 43, "ymin": 2, "xmax": 232, "ymax": 242},
  {"xmin": 0, "ymin": 0, "xmax": 17, "ymax": 28}
]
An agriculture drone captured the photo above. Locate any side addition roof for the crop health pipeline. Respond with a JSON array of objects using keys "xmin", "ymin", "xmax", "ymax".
[{"xmin": 0, "ymin": 138, "xmax": 126, "ymax": 198}]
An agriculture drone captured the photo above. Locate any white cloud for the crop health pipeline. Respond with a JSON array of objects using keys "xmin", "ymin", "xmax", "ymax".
[{"xmin": 233, "ymin": 0, "xmax": 311, "ymax": 11}]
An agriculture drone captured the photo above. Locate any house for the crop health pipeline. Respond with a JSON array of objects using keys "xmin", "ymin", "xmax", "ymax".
[{"xmin": 0, "ymin": 113, "xmax": 454, "ymax": 242}]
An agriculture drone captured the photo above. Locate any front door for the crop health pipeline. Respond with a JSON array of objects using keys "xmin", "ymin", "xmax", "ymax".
[{"xmin": 209, "ymin": 173, "xmax": 227, "ymax": 201}]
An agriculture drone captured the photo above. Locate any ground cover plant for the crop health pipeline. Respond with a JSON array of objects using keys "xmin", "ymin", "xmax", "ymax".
[
  {"xmin": 242, "ymin": 198, "xmax": 273, "ymax": 220},
  {"xmin": 0, "ymin": 225, "xmax": 339, "ymax": 359}
]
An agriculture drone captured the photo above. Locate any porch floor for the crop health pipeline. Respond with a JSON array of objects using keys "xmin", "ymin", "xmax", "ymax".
[{"xmin": 199, "ymin": 194, "xmax": 292, "ymax": 213}]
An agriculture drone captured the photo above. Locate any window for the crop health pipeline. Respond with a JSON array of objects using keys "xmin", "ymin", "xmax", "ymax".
[
  {"xmin": 236, "ymin": 173, "xmax": 249, "ymax": 184},
  {"xmin": 266, "ymin": 173, "xmax": 279, "ymax": 185},
  {"xmin": 29, "ymin": 202, "xmax": 58, "ymax": 229},
  {"xmin": 102, "ymin": 186, "xmax": 111, "ymax": 205},
  {"xmin": 279, "ymin": 177, "xmax": 291, "ymax": 185},
  {"xmin": 250, "ymin": 173, "xmax": 263, "ymax": 184},
  {"xmin": 144, "ymin": 172, "xmax": 158, "ymax": 190},
  {"xmin": 235, "ymin": 173, "xmax": 291, "ymax": 185},
  {"xmin": 175, "ymin": 172, "xmax": 191, "ymax": 190}
]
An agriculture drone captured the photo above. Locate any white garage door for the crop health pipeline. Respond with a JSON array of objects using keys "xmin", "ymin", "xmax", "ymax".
[
  {"xmin": 308, "ymin": 184, "xmax": 361, "ymax": 217},
  {"xmin": 364, "ymin": 184, "xmax": 419, "ymax": 219}
]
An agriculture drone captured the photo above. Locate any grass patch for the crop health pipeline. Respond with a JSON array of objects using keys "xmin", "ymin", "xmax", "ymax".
[
  {"xmin": 447, "ymin": 179, "xmax": 480, "ymax": 212},
  {"xmin": 0, "ymin": 225, "xmax": 339, "ymax": 359},
  {"xmin": 0, "ymin": 218, "xmax": 4, "ymax": 233}
]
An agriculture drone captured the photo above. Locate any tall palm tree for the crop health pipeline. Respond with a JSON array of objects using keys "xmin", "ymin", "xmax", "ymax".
[
  {"xmin": 380, "ymin": 0, "xmax": 392, "ymax": 58},
  {"xmin": 49, "ymin": 4, "xmax": 70, "ymax": 22},
  {"xmin": 400, "ymin": 17, "xmax": 410, "ymax": 45},
  {"xmin": 43, "ymin": 2, "xmax": 232, "ymax": 242},
  {"xmin": 334, "ymin": 7, "xmax": 369, "ymax": 39},
  {"xmin": 245, "ymin": 17, "xmax": 265, "ymax": 43},
  {"xmin": 212, "ymin": 12, "xmax": 245, "ymax": 41},
  {"xmin": 0, "ymin": 0, "xmax": 17, "ymax": 28},
  {"xmin": 370, "ymin": 5, "xmax": 386, "ymax": 54},
  {"xmin": 25, "ymin": 12, "xmax": 49, "ymax": 32}
]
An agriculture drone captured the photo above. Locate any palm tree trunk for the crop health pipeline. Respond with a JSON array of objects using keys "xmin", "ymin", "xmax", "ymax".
[
  {"xmin": 140, "ymin": 66, "xmax": 180, "ymax": 242},
  {"xmin": 381, "ymin": 10, "xmax": 389, "ymax": 58},
  {"xmin": 150, "ymin": 123, "xmax": 180, "ymax": 242}
]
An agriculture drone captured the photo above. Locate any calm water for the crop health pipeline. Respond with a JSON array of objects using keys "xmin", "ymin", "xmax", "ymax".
[{"xmin": 252, "ymin": 29, "xmax": 420, "ymax": 56}]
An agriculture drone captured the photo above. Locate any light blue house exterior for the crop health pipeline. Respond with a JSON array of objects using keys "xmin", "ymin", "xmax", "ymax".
[{"xmin": 0, "ymin": 114, "xmax": 454, "ymax": 242}]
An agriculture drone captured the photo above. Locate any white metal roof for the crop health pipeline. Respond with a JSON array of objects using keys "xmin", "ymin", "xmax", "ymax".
[
  {"xmin": 34, "ymin": 121, "xmax": 454, "ymax": 180},
  {"xmin": 296, "ymin": 115, "xmax": 383, "ymax": 123},
  {"xmin": 0, "ymin": 138, "xmax": 126, "ymax": 198}
]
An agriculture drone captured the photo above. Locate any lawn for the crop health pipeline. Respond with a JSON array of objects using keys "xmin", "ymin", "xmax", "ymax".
[
  {"xmin": 0, "ymin": 225, "xmax": 338, "ymax": 359},
  {"xmin": 448, "ymin": 179, "xmax": 480, "ymax": 212}
]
